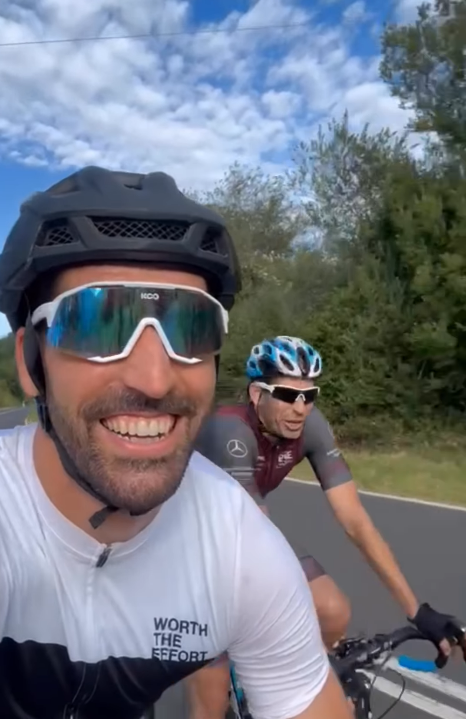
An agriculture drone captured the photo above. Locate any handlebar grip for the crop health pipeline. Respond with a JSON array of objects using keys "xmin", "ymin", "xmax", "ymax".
[{"xmin": 435, "ymin": 619, "xmax": 466, "ymax": 669}]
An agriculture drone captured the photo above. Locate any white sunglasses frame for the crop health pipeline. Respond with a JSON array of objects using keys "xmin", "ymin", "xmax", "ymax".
[
  {"xmin": 30, "ymin": 281, "xmax": 229, "ymax": 365},
  {"xmin": 253, "ymin": 381, "xmax": 320, "ymax": 403}
]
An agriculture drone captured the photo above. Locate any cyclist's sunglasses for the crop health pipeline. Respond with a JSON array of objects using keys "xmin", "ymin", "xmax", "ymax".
[
  {"xmin": 30, "ymin": 282, "xmax": 229, "ymax": 365},
  {"xmin": 254, "ymin": 382, "xmax": 320, "ymax": 405}
]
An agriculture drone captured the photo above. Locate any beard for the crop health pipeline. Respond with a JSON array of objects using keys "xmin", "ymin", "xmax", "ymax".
[{"xmin": 46, "ymin": 385, "xmax": 207, "ymax": 514}]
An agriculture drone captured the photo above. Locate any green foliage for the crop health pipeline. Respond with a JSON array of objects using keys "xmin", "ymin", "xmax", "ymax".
[
  {"xmin": 0, "ymin": 333, "xmax": 22, "ymax": 405},
  {"xmin": 197, "ymin": 163, "xmax": 304, "ymax": 271},
  {"xmin": 291, "ymin": 113, "xmax": 411, "ymax": 254},
  {"xmin": 380, "ymin": 0, "xmax": 466, "ymax": 163}
]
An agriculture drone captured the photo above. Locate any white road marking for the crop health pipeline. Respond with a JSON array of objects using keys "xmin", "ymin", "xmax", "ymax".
[
  {"xmin": 367, "ymin": 673, "xmax": 466, "ymax": 718},
  {"xmin": 285, "ymin": 476, "xmax": 466, "ymax": 512},
  {"xmin": 383, "ymin": 657, "xmax": 466, "ymax": 704}
]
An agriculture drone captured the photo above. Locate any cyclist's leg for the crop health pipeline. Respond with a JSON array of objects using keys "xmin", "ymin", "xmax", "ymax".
[
  {"xmin": 184, "ymin": 652, "xmax": 230, "ymax": 719},
  {"xmin": 258, "ymin": 504, "xmax": 349, "ymax": 647},
  {"xmin": 300, "ymin": 555, "xmax": 351, "ymax": 650}
]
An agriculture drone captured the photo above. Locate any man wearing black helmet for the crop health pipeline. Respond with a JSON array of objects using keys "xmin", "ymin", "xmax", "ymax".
[{"xmin": 0, "ymin": 167, "xmax": 354, "ymax": 719}]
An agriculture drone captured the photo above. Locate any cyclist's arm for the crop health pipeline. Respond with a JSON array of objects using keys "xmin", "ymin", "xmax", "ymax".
[
  {"xmin": 195, "ymin": 414, "xmax": 265, "ymax": 506},
  {"xmin": 228, "ymin": 496, "xmax": 352, "ymax": 719},
  {"xmin": 303, "ymin": 408, "xmax": 419, "ymax": 619}
]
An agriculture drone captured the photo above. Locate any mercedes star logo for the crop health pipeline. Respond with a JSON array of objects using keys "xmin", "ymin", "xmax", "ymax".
[{"xmin": 226, "ymin": 439, "xmax": 248, "ymax": 458}]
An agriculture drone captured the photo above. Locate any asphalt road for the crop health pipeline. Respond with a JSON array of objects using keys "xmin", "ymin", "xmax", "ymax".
[
  {"xmin": 1, "ymin": 406, "xmax": 464, "ymax": 717},
  {"xmin": 0, "ymin": 405, "xmax": 29, "ymax": 428},
  {"xmin": 269, "ymin": 481, "xmax": 466, "ymax": 668}
]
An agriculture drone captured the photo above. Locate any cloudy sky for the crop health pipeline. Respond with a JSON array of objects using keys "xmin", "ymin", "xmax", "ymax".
[{"xmin": 0, "ymin": 0, "xmax": 420, "ymax": 337}]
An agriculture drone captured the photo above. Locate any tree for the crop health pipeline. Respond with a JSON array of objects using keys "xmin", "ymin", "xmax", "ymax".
[
  {"xmin": 291, "ymin": 96, "xmax": 466, "ymax": 421},
  {"xmin": 192, "ymin": 164, "xmax": 319, "ymax": 402},
  {"xmin": 0, "ymin": 333, "xmax": 22, "ymax": 405},
  {"xmin": 361, "ymin": 167, "xmax": 466, "ymax": 410},
  {"xmin": 291, "ymin": 113, "xmax": 412, "ymax": 258},
  {"xmin": 381, "ymin": 0, "xmax": 466, "ymax": 164},
  {"xmin": 201, "ymin": 163, "xmax": 305, "ymax": 258}
]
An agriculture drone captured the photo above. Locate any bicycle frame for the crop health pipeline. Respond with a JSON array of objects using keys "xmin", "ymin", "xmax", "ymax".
[{"xmin": 229, "ymin": 664, "xmax": 252, "ymax": 719}]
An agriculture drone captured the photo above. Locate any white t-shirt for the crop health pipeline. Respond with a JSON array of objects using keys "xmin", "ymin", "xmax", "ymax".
[{"xmin": 0, "ymin": 423, "xmax": 329, "ymax": 719}]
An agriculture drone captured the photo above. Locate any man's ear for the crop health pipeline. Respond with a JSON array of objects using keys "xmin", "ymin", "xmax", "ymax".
[
  {"xmin": 248, "ymin": 382, "xmax": 261, "ymax": 408},
  {"xmin": 15, "ymin": 328, "xmax": 39, "ymax": 398}
]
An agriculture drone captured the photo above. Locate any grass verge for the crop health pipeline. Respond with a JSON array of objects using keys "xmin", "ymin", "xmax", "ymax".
[{"xmin": 292, "ymin": 447, "xmax": 466, "ymax": 507}]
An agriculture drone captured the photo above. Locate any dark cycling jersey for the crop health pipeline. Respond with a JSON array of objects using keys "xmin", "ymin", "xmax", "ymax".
[
  {"xmin": 0, "ymin": 424, "xmax": 329, "ymax": 719},
  {"xmin": 195, "ymin": 404, "xmax": 353, "ymax": 582},
  {"xmin": 195, "ymin": 403, "xmax": 353, "ymax": 505}
]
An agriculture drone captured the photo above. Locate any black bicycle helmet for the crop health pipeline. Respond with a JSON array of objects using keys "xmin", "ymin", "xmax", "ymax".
[
  {"xmin": 0, "ymin": 165, "xmax": 241, "ymax": 329},
  {"xmin": 0, "ymin": 166, "xmax": 242, "ymax": 527}
]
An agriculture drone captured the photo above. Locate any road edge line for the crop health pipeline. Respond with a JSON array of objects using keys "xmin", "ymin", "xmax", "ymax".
[
  {"xmin": 367, "ymin": 673, "xmax": 466, "ymax": 719},
  {"xmin": 383, "ymin": 657, "xmax": 466, "ymax": 703}
]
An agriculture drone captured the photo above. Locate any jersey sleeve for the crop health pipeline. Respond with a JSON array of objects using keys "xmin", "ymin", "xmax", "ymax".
[
  {"xmin": 194, "ymin": 414, "xmax": 263, "ymax": 504},
  {"xmin": 228, "ymin": 496, "xmax": 330, "ymax": 719},
  {"xmin": 302, "ymin": 407, "xmax": 353, "ymax": 491}
]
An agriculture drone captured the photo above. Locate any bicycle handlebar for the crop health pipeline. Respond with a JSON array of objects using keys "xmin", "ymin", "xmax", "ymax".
[
  {"xmin": 332, "ymin": 621, "xmax": 466, "ymax": 677},
  {"xmin": 330, "ymin": 622, "xmax": 465, "ymax": 719}
]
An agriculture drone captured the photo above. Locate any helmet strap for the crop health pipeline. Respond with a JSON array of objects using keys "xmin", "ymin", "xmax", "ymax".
[{"xmin": 23, "ymin": 319, "xmax": 135, "ymax": 529}]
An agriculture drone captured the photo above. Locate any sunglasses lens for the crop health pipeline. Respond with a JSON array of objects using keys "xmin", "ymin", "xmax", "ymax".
[
  {"xmin": 45, "ymin": 285, "xmax": 226, "ymax": 361},
  {"xmin": 272, "ymin": 386, "xmax": 319, "ymax": 404}
]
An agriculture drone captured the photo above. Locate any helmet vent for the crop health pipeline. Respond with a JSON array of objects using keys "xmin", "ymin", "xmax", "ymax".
[
  {"xmin": 91, "ymin": 218, "xmax": 189, "ymax": 242},
  {"xmin": 200, "ymin": 227, "xmax": 228, "ymax": 256},
  {"xmin": 36, "ymin": 220, "xmax": 76, "ymax": 247},
  {"xmin": 200, "ymin": 235, "xmax": 219, "ymax": 254}
]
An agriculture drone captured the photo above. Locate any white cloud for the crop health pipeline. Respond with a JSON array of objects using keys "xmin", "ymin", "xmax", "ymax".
[
  {"xmin": 261, "ymin": 90, "xmax": 303, "ymax": 119},
  {"xmin": 342, "ymin": 1, "xmax": 368, "ymax": 26},
  {"xmin": 340, "ymin": 81, "xmax": 413, "ymax": 132},
  {"xmin": 396, "ymin": 0, "xmax": 421, "ymax": 23},
  {"xmin": 0, "ymin": 0, "xmax": 411, "ymax": 192}
]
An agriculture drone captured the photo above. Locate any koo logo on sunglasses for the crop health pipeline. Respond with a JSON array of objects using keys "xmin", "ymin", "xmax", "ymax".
[{"xmin": 140, "ymin": 292, "xmax": 160, "ymax": 300}]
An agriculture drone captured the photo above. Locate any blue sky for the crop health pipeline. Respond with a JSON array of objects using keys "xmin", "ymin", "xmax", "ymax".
[{"xmin": 0, "ymin": 0, "xmax": 420, "ymax": 337}]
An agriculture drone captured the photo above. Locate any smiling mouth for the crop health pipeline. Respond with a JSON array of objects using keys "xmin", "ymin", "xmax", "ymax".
[{"xmin": 101, "ymin": 415, "xmax": 177, "ymax": 442}]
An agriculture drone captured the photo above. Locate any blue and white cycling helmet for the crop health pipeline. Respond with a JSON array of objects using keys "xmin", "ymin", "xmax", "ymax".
[{"xmin": 246, "ymin": 336, "xmax": 322, "ymax": 380}]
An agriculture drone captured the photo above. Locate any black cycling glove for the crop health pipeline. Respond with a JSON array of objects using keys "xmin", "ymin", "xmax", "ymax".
[{"xmin": 409, "ymin": 602, "xmax": 466, "ymax": 668}]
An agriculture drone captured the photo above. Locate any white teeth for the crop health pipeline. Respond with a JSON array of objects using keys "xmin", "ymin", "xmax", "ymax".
[{"xmin": 103, "ymin": 416, "xmax": 175, "ymax": 438}]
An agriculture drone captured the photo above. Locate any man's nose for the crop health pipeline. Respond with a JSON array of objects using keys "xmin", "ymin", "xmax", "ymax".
[
  {"xmin": 118, "ymin": 327, "xmax": 176, "ymax": 397},
  {"xmin": 293, "ymin": 398, "xmax": 307, "ymax": 415}
]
